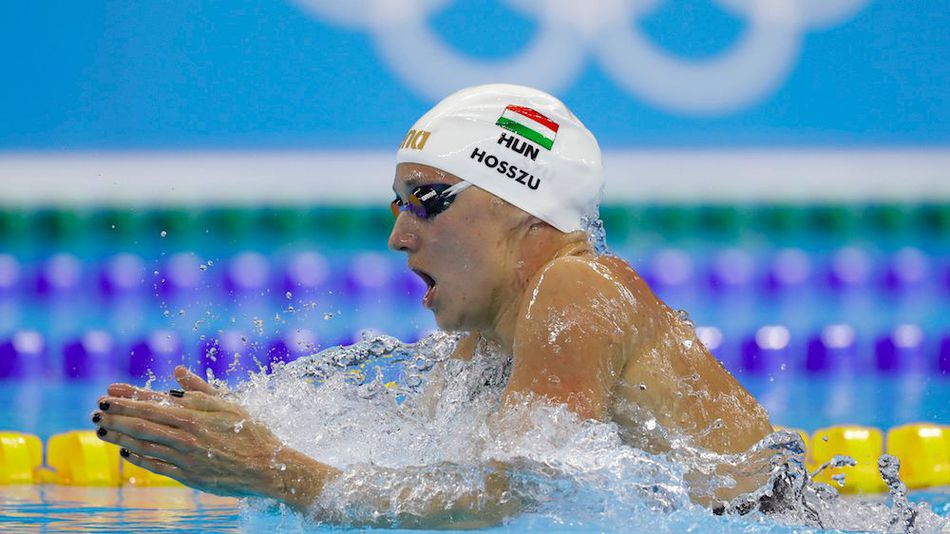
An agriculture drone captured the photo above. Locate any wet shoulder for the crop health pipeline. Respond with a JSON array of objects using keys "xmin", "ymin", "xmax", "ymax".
[
  {"xmin": 520, "ymin": 253, "xmax": 647, "ymax": 333},
  {"xmin": 592, "ymin": 254, "xmax": 654, "ymax": 298}
]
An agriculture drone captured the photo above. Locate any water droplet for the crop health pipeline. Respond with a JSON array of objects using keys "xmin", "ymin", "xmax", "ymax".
[
  {"xmin": 178, "ymin": 309, "xmax": 185, "ymax": 316},
  {"xmin": 323, "ymin": 312, "xmax": 334, "ymax": 321},
  {"xmin": 199, "ymin": 264, "xmax": 208, "ymax": 272},
  {"xmin": 160, "ymin": 230, "xmax": 167, "ymax": 238},
  {"xmin": 162, "ymin": 310, "xmax": 171, "ymax": 318},
  {"xmin": 638, "ymin": 383, "xmax": 647, "ymax": 391},
  {"xmin": 832, "ymin": 473, "xmax": 846, "ymax": 487},
  {"xmin": 153, "ymin": 270, "xmax": 159, "ymax": 276},
  {"xmin": 675, "ymin": 309, "xmax": 694, "ymax": 328},
  {"xmin": 207, "ymin": 259, "xmax": 214, "ymax": 266},
  {"xmin": 285, "ymin": 291, "xmax": 293, "ymax": 299},
  {"xmin": 644, "ymin": 419, "xmax": 657, "ymax": 431}
]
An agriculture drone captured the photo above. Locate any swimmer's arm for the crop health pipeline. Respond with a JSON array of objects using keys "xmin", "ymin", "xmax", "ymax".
[
  {"xmin": 93, "ymin": 367, "xmax": 341, "ymax": 513},
  {"xmin": 278, "ymin": 332, "xmax": 524, "ymax": 527},
  {"xmin": 502, "ymin": 257, "xmax": 629, "ymax": 420},
  {"xmin": 95, "ymin": 367, "xmax": 518, "ymax": 528}
]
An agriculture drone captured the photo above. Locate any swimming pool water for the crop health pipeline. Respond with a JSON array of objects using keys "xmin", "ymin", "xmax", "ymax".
[
  {"xmin": 1, "ymin": 204, "xmax": 947, "ymax": 531},
  {"xmin": 0, "ymin": 476, "xmax": 947, "ymax": 532},
  {"xmin": 0, "ymin": 374, "xmax": 947, "ymax": 532}
]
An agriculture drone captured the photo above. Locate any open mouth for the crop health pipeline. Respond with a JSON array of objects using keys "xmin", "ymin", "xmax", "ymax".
[{"xmin": 411, "ymin": 268, "xmax": 437, "ymax": 308}]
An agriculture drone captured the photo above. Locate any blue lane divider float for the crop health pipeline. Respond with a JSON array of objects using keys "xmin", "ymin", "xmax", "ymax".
[{"xmin": 1, "ymin": 323, "xmax": 949, "ymax": 381}]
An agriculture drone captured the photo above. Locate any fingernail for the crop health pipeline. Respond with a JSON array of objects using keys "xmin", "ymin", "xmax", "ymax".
[
  {"xmin": 99, "ymin": 401, "xmax": 110, "ymax": 411},
  {"xmin": 96, "ymin": 427, "xmax": 107, "ymax": 437},
  {"xmin": 92, "ymin": 413, "xmax": 101, "ymax": 424},
  {"xmin": 169, "ymin": 389, "xmax": 185, "ymax": 398},
  {"xmin": 120, "ymin": 448, "xmax": 130, "ymax": 458}
]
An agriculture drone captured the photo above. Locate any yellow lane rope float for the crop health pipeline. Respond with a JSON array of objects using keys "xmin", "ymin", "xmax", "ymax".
[
  {"xmin": 1, "ymin": 430, "xmax": 181, "ymax": 486},
  {"xmin": 1, "ymin": 425, "xmax": 946, "ymax": 492}
]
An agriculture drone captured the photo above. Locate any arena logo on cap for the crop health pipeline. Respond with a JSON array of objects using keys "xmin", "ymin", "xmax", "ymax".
[
  {"xmin": 495, "ymin": 105, "xmax": 558, "ymax": 150},
  {"xmin": 400, "ymin": 129, "xmax": 431, "ymax": 150}
]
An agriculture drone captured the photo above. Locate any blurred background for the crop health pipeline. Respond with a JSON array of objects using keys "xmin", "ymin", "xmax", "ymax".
[{"xmin": 0, "ymin": 0, "xmax": 947, "ymax": 436}]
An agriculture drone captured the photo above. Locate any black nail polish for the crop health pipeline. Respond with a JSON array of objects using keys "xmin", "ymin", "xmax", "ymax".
[
  {"xmin": 92, "ymin": 413, "xmax": 101, "ymax": 424},
  {"xmin": 96, "ymin": 427, "xmax": 107, "ymax": 437},
  {"xmin": 120, "ymin": 448, "xmax": 130, "ymax": 458},
  {"xmin": 169, "ymin": 389, "xmax": 185, "ymax": 398},
  {"xmin": 99, "ymin": 401, "xmax": 110, "ymax": 411}
]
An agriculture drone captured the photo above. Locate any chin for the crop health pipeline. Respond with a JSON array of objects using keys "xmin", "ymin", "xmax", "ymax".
[{"xmin": 432, "ymin": 309, "xmax": 466, "ymax": 332}]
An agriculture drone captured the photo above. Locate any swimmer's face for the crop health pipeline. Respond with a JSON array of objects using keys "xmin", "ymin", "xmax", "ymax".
[{"xmin": 389, "ymin": 163, "xmax": 526, "ymax": 332}]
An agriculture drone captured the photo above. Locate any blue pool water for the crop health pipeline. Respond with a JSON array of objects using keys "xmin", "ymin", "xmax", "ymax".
[
  {"xmin": 0, "ymin": 486, "xmax": 946, "ymax": 533},
  {"xmin": 0, "ymin": 205, "xmax": 948, "ymax": 531},
  {"xmin": 0, "ymin": 373, "xmax": 947, "ymax": 532}
]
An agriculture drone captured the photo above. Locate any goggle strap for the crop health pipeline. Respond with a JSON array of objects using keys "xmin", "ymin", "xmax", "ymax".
[{"xmin": 443, "ymin": 181, "xmax": 472, "ymax": 197}]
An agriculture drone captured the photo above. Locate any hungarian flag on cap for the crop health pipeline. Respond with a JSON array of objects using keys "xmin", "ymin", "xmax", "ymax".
[{"xmin": 496, "ymin": 105, "xmax": 559, "ymax": 150}]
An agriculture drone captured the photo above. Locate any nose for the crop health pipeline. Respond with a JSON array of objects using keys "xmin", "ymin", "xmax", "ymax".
[{"xmin": 387, "ymin": 213, "xmax": 419, "ymax": 253}]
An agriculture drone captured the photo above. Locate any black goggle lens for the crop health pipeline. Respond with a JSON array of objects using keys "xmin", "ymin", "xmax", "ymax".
[{"xmin": 391, "ymin": 184, "xmax": 459, "ymax": 220}]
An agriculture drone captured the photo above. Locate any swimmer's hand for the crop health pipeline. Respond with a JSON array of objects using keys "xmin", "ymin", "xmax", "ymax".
[{"xmin": 94, "ymin": 365, "xmax": 338, "ymax": 512}]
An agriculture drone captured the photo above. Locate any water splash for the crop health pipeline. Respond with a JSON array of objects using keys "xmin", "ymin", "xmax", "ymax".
[
  {"xmin": 711, "ymin": 434, "xmax": 946, "ymax": 533},
  {"xmin": 222, "ymin": 333, "xmax": 947, "ymax": 532},
  {"xmin": 581, "ymin": 215, "xmax": 609, "ymax": 256}
]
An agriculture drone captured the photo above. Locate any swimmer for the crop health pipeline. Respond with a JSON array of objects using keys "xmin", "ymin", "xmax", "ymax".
[{"xmin": 93, "ymin": 84, "xmax": 773, "ymax": 525}]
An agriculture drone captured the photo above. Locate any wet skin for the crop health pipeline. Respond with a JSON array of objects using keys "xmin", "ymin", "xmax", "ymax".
[{"xmin": 95, "ymin": 162, "xmax": 773, "ymax": 522}]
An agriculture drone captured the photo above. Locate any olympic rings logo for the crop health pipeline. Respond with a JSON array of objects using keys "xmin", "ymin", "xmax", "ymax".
[{"xmin": 289, "ymin": 0, "xmax": 868, "ymax": 116}]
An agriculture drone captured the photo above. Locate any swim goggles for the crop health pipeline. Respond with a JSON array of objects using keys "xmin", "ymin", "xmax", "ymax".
[{"xmin": 390, "ymin": 182, "xmax": 472, "ymax": 220}]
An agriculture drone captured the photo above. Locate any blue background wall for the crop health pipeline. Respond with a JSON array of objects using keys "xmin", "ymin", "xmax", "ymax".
[{"xmin": 1, "ymin": 0, "xmax": 948, "ymax": 150}]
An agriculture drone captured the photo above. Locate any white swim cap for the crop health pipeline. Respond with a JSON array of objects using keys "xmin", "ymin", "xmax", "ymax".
[{"xmin": 396, "ymin": 84, "xmax": 603, "ymax": 233}]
